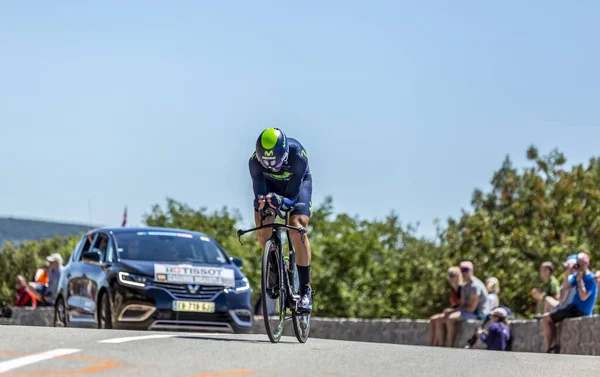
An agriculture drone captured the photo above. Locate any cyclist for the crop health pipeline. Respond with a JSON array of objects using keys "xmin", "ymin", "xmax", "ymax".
[{"xmin": 249, "ymin": 127, "xmax": 313, "ymax": 313}]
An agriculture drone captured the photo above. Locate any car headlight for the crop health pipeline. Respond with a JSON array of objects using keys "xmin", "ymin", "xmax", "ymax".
[
  {"xmin": 234, "ymin": 277, "xmax": 250, "ymax": 292},
  {"xmin": 118, "ymin": 271, "xmax": 148, "ymax": 288}
]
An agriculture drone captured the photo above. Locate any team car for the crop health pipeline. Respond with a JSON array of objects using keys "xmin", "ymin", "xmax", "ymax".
[{"xmin": 53, "ymin": 226, "xmax": 254, "ymax": 333}]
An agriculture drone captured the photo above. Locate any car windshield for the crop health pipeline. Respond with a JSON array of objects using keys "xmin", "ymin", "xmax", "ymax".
[{"xmin": 114, "ymin": 230, "xmax": 228, "ymax": 264}]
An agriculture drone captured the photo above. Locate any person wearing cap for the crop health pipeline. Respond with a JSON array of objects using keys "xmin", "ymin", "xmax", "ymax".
[
  {"xmin": 554, "ymin": 255, "xmax": 578, "ymax": 311},
  {"xmin": 40, "ymin": 253, "xmax": 64, "ymax": 306},
  {"xmin": 443, "ymin": 261, "xmax": 489, "ymax": 347},
  {"xmin": 531, "ymin": 261, "xmax": 561, "ymax": 315},
  {"xmin": 477, "ymin": 306, "xmax": 511, "ymax": 351},
  {"xmin": 542, "ymin": 252, "xmax": 598, "ymax": 353}
]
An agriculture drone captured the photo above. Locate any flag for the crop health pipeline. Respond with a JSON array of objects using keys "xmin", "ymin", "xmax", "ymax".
[{"xmin": 122, "ymin": 206, "xmax": 127, "ymax": 227}]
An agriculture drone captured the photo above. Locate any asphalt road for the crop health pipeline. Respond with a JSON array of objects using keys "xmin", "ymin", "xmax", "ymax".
[{"xmin": 0, "ymin": 326, "xmax": 597, "ymax": 377}]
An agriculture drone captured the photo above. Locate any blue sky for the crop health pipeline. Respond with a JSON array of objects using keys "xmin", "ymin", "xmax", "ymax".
[{"xmin": 1, "ymin": 1, "xmax": 599, "ymax": 239}]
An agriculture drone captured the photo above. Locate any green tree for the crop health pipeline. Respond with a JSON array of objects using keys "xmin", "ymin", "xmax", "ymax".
[{"xmin": 442, "ymin": 146, "xmax": 600, "ymax": 317}]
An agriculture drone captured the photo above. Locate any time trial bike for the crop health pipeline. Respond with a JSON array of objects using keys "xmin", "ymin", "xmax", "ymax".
[{"xmin": 237, "ymin": 203, "xmax": 311, "ymax": 343}]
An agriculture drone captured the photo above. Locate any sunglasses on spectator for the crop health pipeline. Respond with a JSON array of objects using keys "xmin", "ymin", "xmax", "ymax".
[
  {"xmin": 448, "ymin": 273, "xmax": 458, "ymax": 278},
  {"xmin": 460, "ymin": 268, "xmax": 471, "ymax": 273},
  {"xmin": 573, "ymin": 264, "xmax": 580, "ymax": 269}
]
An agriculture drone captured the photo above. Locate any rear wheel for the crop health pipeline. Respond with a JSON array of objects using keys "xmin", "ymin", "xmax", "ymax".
[
  {"xmin": 98, "ymin": 292, "xmax": 113, "ymax": 329},
  {"xmin": 261, "ymin": 238, "xmax": 286, "ymax": 343}
]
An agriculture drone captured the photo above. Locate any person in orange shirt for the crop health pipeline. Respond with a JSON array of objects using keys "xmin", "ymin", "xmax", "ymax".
[
  {"xmin": 34, "ymin": 261, "xmax": 50, "ymax": 285},
  {"xmin": 28, "ymin": 261, "xmax": 50, "ymax": 303}
]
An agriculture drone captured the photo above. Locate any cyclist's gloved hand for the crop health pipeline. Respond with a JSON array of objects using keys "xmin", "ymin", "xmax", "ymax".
[{"xmin": 266, "ymin": 193, "xmax": 283, "ymax": 209}]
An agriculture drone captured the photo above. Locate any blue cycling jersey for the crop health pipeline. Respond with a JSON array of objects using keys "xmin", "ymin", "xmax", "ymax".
[{"xmin": 249, "ymin": 137, "xmax": 311, "ymax": 211}]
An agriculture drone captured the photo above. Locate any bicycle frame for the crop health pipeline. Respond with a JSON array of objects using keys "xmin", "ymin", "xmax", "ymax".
[{"xmin": 237, "ymin": 206, "xmax": 308, "ymax": 306}]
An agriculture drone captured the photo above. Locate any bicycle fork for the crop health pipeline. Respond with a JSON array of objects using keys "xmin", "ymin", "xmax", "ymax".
[{"xmin": 284, "ymin": 231, "xmax": 301, "ymax": 309}]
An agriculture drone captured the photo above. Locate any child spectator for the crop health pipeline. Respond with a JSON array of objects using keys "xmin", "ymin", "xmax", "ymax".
[
  {"xmin": 542, "ymin": 252, "xmax": 598, "ymax": 353},
  {"xmin": 477, "ymin": 307, "xmax": 511, "ymax": 351},
  {"xmin": 428, "ymin": 266, "xmax": 463, "ymax": 346},
  {"xmin": 485, "ymin": 277, "xmax": 500, "ymax": 313}
]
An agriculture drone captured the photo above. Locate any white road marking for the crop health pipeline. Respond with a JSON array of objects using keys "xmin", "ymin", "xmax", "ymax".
[
  {"xmin": 0, "ymin": 348, "xmax": 80, "ymax": 373},
  {"xmin": 98, "ymin": 334, "xmax": 178, "ymax": 344}
]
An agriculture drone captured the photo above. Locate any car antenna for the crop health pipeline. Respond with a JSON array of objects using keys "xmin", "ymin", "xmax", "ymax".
[{"xmin": 88, "ymin": 198, "xmax": 93, "ymax": 227}]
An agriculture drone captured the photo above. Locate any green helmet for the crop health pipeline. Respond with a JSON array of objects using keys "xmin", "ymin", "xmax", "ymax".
[{"xmin": 256, "ymin": 128, "xmax": 289, "ymax": 171}]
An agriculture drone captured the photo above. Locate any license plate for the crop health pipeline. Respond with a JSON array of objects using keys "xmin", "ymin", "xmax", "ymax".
[{"xmin": 172, "ymin": 301, "xmax": 215, "ymax": 313}]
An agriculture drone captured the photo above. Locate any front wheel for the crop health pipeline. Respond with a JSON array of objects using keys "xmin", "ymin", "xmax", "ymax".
[
  {"xmin": 292, "ymin": 310, "xmax": 310, "ymax": 343},
  {"xmin": 98, "ymin": 293, "xmax": 113, "ymax": 329},
  {"xmin": 261, "ymin": 238, "xmax": 286, "ymax": 343}
]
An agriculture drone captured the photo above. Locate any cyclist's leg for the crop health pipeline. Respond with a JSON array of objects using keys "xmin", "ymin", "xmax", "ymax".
[
  {"xmin": 289, "ymin": 176, "xmax": 313, "ymax": 311},
  {"xmin": 254, "ymin": 210, "xmax": 275, "ymax": 249},
  {"xmin": 254, "ymin": 180, "xmax": 277, "ymax": 249}
]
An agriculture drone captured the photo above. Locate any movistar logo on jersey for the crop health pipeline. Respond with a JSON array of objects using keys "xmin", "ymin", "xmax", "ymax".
[
  {"xmin": 266, "ymin": 171, "xmax": 293, "ymax": 180},
  {"xmin": 264, "ymin": 150, "xmax": 274, "ymax": 157}
]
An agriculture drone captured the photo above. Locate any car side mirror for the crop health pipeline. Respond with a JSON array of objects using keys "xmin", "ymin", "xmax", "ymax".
[
  {"xmin": 82, "ymin": 250, "xmax": 101, "ymax": 264},
  {"xmin": 231, "ymin": 257, "xmax": 243, "ymax": 268}
]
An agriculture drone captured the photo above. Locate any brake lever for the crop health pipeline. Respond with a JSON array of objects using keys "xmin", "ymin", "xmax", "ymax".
[
  {"xmin": 298, "ymin": 227, "xmax": 307, "ymax": 244},
  {"xmin": 237, "ymin": 229, "xmax": 244, "ymax": 245}
]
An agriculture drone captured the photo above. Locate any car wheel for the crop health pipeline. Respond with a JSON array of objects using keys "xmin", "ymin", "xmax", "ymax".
[
  {"xmin": 98, "ymin": 293, "xmax": 113, "ymax": 329},
  {"xmin": 54, "ymin": 297, "xmax": 68, "ymax": 327}
]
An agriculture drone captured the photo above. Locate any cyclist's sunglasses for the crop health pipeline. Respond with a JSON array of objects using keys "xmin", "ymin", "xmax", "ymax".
[
  {"xmin": 270, "ymin": 158, "xmax": 286, "ymax": 171},
  {"xmin": 262, "ymin": 152, "xmax": 288, "ymax": 171}
]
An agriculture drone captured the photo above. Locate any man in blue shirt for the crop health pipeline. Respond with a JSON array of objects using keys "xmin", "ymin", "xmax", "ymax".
[{"xmin": 541, "ymin": 252, "xmax": 598, "ymax": 353}]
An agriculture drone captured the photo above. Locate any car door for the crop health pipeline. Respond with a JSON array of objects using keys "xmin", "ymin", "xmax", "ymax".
[
  {"xmin": 65, "ymin": 233, "xmax": 96, "ymax": 325},
  {"xmin": 78, "ymin": 231, "xmax": 110, "ymax": 324}
]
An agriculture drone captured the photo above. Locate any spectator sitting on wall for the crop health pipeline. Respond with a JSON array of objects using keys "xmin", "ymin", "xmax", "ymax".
[
  {"xmin": 531, "ymin": 261, "xmax": 561, "ymax": 317},
  {"xmin": 485, "ymin": 277, "xmax": 500, "ymax": 313},
  {"xmin": 14, "ymin": 275, "xmax": 37, "ymax": 308},
  {"xmin": 442, "ymin": 261, "xmax": 489, "ymax": 347},
  {"xmin": 477, "ymin": 306, "xmax": 511, "ymax": 351},
  {"xmin": 36, "ymin": 253, "xmax": 64, "ymax": 307},
  {"xmin": 542, "ymin": 252, "xmax": 598, "ymax": 353},
  {"xmin": 33, "ymin": 261, "xmax": 49, "ymax": 285},
  {"xmin": 553, "ymin": 255, "xmax": 578, "ymax": 312},
  {"xmin": 428, "ymin": 266, "xmax": 463, "ymax": 346}
]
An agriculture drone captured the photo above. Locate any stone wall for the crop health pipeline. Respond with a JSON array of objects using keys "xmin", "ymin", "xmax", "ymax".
[
  {"xmin": 252, "ymin": 315, "xmax": 600, "ymax": 355},
  {"xmin": 0, "ymin": 307, "xmax": 55, "ymax": 327},
  {"xmin": 2, "ymin": 308, "xmax": 599, "ymax": 355}
]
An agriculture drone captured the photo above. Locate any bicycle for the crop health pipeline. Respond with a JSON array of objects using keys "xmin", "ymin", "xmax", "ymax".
[{"xmin": 237, "ymin": 203, "xmax": 311, "ymax": 343}]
